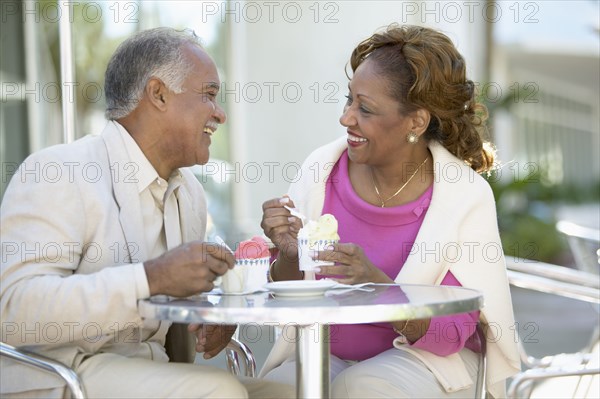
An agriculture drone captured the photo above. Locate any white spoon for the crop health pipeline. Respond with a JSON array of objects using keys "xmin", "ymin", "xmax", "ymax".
[{"xmin": 283, "ymin": 205, "xmax": 307, "ymax": 226}]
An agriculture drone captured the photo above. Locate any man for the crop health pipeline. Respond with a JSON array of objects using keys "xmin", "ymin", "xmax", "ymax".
[{"xmin": 0, "ymin": 27, "xmax": 292, "ymax": 398}]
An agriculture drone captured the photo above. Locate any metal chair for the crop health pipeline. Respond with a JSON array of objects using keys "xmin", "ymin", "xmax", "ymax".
[
  {"xmin": 505, "ymin": 256, "xmax": 600, "ymax": 398},
  {"xmin": 1, "ymin": 342, "xmax": 86, "ymax": 399},
  {"xmin": 556, "ymin": 220, "xmax": 600, "ymax": 274},
  {"xmin": 1, "ymin": 334, "xmax": 256, "ymax": 399},
  {"xmin": 165, "ymin": 323, "xmax": 256, "ymax": 378},
  {"xmin": 474, "ymin": 324, "xmax": 487, "ymax": 399},
  {"xmin": 226, "ymin": 337, "xmax": 257, "ymax": 378}
]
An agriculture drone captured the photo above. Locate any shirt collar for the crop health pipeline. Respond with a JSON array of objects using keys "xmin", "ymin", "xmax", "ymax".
[
  {"xmin": 114, "ymin": 121, "xmax": 183, "ymax": 194},
  {"xmin": 166, "ymin": 170, "xmax": 184, "ymax": 198}
]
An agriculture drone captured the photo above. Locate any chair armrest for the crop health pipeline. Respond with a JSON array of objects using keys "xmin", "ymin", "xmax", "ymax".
[
  {"xmin": 0, "ymin": 342, "xmax": 86, "ymax": 399},
  {"xmin": 506, "ymin": 256, "xmax": 600, "ymax": 304},
  {"xmin": 507, "ymin": 270, "xmax": 600, "ymax": 304},
  {"xmin": 556, "ymin": 221, "xmax": 600, "ymax": 244},
  {"xmin": 506, "ymin": 257, "xmax": 600, "ymax": 370},
  {"xmin": 506, "ymin": 256, "xmax": 599, "ymax": 289},
  {"xmin": 507, "ymin": 365, "xmax": 600, "ymax": 399}
]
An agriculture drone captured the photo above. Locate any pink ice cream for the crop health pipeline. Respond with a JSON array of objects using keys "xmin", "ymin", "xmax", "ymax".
[
  {"xmin": 234, "ymin": 236, "xmax": 270, "ymax": 260},
  {"xmin": 230, "ymin": 236, "xmax": 270, "ymax": 293}
]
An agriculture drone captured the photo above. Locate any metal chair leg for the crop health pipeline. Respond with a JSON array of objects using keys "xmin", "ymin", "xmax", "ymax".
[
  {"xmin": 474, "ymin": 325, "xmax": 487, "ymax": 399},
  {"xmin": 226, "ymin": 338, "xmax": 257, "ymax": 377}
]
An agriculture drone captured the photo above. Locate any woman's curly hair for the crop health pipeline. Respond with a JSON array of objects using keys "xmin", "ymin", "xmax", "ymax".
[{"xmin": 349, "ymin": 24, "xmax": 495, "ymax": 173}]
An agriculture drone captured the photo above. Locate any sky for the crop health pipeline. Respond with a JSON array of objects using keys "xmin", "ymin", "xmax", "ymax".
[
  {"xmin": 101, "ymin": 1, "xmax": 599, "ymax": 53},
  {"xmin": 493, "ymin": 0, "xmax": 599, "ymax": 52}
]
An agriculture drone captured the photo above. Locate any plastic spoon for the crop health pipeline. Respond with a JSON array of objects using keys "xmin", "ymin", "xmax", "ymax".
[{"xmin": 283, "ymin": 205, "xmax": 307, "ymax": 226}]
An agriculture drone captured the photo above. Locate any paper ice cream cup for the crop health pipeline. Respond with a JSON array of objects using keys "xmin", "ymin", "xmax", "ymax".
[
  {"xmin": 234, "ymin": 257, "xmax": 270, "ymax": 293},
  {"xmin": 298, "ymin": 238, "xmax": 339, "ymax": 272},
  {"xmin": 221, "ymin": 264, "xmax": 248, "ymax": 294}
]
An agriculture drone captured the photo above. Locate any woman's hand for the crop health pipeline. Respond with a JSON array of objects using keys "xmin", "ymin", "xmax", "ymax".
[
  {"xmin": 313, "ymin": 242, "xmax": 394, "ymax": 285},
  {"xmin": 187, "ymin": 323, "xmax": 238, "ymax": 359},
  {"xmin": 260, "ymin": 197, "xmax": 303, "ymax": 260}
]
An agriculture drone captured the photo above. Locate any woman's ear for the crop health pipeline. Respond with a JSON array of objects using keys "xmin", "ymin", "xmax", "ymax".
[
  {"xmin": 412, "ymin": 109, "xmax": 431, "ymax": 136},
  {"xmin": 145, "ymin": 78, "xmax": 168, "ymax": 111}
]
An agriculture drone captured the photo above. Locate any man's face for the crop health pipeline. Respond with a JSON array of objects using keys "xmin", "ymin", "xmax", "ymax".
[{"xmin": 163, "ymin": 44, "xmax": 226, "ymax": 169}]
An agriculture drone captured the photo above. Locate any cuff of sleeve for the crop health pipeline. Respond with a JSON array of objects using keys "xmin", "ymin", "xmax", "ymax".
[{"xmin": 133, "ymin": 262, "xmax": 151, "ymax": 299}]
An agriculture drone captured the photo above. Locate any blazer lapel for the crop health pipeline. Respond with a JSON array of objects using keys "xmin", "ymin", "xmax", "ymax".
[
  {"xmin": 177, "ymin": 170, "xmax": 206, "ymax": 242},
  {"xmin": 177, "ymin": 187, "xmax": 201, "ymax": 242},
  {"xmin": 101, "ymin": 122, "xmax": 149, "ymax": 262}
]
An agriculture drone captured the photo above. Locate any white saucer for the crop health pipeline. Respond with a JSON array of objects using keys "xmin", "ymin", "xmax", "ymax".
[{"xmin": 264, "ymin": 280, "xmax": 337, "ymax": 297}]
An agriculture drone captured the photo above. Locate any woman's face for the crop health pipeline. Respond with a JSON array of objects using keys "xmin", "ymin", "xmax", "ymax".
[{"xmin": 340, "ymin": 58, "xmax": 415, "ymax": 167}]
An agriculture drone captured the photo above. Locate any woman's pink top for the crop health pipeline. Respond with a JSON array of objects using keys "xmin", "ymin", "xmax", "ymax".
[{"xmin": 321, "ymin": 150, "xmax": 480, "ymax": 361}]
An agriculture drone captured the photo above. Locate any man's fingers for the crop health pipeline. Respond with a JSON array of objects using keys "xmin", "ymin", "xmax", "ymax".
[
  {"xmin": 204, "ymin": 343, "xmax": 227, "ymax": 359},
  {"xmin": 196, "ymin": 342, "xmax": 206, "ymax": 353},
  {"xmin": 207, "ymin": 260, "xmax": 230, "ymax": 278},
  {"xmin": 203, "ymin": 243, "xmax": 235, "ymax": 264}
]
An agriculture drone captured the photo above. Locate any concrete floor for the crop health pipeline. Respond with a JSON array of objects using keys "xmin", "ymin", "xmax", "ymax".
[{"xmin": 511, "ymin": 286, "xmax": 599, "ymax": 359}]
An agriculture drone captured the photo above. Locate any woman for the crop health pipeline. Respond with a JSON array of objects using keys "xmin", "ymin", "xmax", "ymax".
[{"xmin": 260, "ymin": 24, "xmax": 520, "ymax": 398}]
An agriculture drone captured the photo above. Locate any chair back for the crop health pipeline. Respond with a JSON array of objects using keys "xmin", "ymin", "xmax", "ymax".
[
  {"xmin": 505, "ymin": 256, "xmax": 600, "ymax": 398},
  {"xmin": 556, "ymin": 221, "xmax": 600, "ymax": 274}
]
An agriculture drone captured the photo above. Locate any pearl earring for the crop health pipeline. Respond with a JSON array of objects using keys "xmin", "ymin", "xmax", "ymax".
[{"xmin": 406, "ymin": 131, "xmax": 419, "ymax": 144}]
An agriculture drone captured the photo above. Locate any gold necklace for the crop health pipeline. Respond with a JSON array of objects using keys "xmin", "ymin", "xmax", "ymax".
[{"xmin": 371, "ymin": 157, "xmax": 429, "ymax": 207}]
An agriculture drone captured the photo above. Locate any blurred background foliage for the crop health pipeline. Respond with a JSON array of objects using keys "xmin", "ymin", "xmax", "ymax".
[
  {"xmin": 485, "ymin": 169, "xmax": 599, "ymax": 264},
  {"xmin": 483, "ymin": 85, "xmax": 599, "ymax": 264},
  {"xmin": 40, "ymin": 0, "xmax": 122, "ymax": 118}
]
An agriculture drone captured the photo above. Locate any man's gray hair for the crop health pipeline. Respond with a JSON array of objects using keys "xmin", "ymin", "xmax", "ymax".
[{"xmin": 104, "ymin": 27, "xmax": 203, "ymax": 120}]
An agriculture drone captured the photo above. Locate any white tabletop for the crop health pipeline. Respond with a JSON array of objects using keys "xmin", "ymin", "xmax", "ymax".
[{"xmin": 139, "ymin": 284, "xmax": 483, "ymax": 325}]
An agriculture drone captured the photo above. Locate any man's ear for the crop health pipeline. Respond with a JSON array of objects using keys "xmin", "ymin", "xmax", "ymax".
[
  {"xmin": 145, "ymin": 78, "xmax": 168, "ymax": 111},
  {"xmin": 411, "ymin": 108, "xmax": 431, "ymax": 137}
]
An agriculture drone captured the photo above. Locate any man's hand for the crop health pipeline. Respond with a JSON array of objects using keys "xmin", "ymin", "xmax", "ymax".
[
  {"xmin": 144, "ymin": 241, "xmax": 235, "ymax": 297},
  {"xmin": 187, "ymin": 323, "xmax": 238, "ymax": 359}
]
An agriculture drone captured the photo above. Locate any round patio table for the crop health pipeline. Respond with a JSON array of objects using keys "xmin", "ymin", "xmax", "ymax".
[{"xmin": 139, "ymin": 283, "xmax": 483, "ymax": 399}]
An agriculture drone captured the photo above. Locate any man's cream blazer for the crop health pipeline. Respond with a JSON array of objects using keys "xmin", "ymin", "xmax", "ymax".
[{"xmin": 0, "ymin": 121, "xmax": 207, "ymax": 396}]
